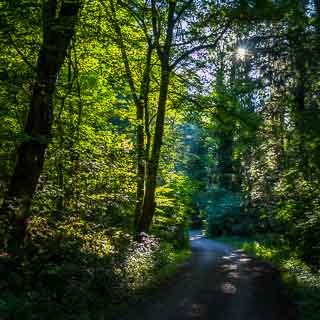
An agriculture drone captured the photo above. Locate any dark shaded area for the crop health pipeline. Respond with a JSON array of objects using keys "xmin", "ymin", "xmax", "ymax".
[
  {"xmin": 0, "ymin": 234, "xmax": 126, "ymax": 320},
  {"xmin": 120, "ymin": 230, "xmax": 295, "ymax": 320}
]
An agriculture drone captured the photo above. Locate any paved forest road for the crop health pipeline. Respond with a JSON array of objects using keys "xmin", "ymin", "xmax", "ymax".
[{"xmin": 120, "ymin": 230, "xmax": 295, "ymax": 320}]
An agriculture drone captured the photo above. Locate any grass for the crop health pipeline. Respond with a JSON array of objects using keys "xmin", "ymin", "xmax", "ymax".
[
  {"xmin": 214, "ymin": 235, "xmax": 320, "ymax": 320},
  {"xmin": 152, "ymin": 249, "xmax": 191, "ymax": 285},
  {"xmin": 131, "ymin": 248, "xmax": 191, "ymax": 295},
  {"xmin": 110, "ymin": 248, "xmax": 191, "ymax": 318}
]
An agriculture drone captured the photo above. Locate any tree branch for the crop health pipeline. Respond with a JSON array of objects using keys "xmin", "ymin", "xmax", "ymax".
[
  {"xmin": 151, "ymin": 0, "xmax": 162, "ymax": 57},
  {"xmin": 6, "ymin": 32, "xmax": 36, "ymax": 72},
  {"xmin": 170, "ymin": 20, "xmax": 233, "ymax": 70},
  {"xmin": 174, "ymin": 0, "xmax": 194, "ymax": 23},
  {"xmin": 100, "ymin": 0, "xmax": 140, "ymax": 106}
]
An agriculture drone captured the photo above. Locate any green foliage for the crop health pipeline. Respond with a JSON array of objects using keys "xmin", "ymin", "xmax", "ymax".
[
  {"xmin": 0, "ymin": 221, "xmax": 189, "ymax": 319},
  {"xmin": 1, "ymin": 0, "xmax": 320, "ymax": 318}
]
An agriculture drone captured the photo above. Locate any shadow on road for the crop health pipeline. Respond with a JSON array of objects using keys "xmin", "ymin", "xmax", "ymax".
[{"xmin": 120, "ymin": 230, "xmax": 296, "ymax": 320}]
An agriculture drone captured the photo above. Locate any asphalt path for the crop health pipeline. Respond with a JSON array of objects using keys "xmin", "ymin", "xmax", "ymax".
[{"xmin": 120, "ymin": 230, "xmax": 295, "ymax": 320}]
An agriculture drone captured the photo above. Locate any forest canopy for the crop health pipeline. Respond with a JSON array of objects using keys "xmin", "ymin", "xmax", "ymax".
[{"xmin": 0, "ymin": 0, "xmax": 319, "ymax": 319}]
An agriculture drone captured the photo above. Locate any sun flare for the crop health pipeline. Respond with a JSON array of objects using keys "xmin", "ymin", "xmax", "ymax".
[{"xmin": 236, "ymin": 47, "xmax": 247, "ymax": 60}]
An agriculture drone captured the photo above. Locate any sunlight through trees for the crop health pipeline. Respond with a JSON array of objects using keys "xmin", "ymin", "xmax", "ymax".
[{"xmin": 0, "ymin": 0, "xmax": 319, "ymax": 318}]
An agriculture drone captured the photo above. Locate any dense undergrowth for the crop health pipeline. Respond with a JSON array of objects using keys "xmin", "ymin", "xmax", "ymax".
[
  {"xmin": 0, "ymin": 218, "xmax": 190, "ymax": 320},
  {"xmin": 215, "ymin": 235, "xmax": 320, "ymax": 320}
]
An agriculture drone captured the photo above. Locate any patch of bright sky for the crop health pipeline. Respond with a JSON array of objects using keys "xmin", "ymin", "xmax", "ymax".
[{"xmin": 236, "ymin": 47, "xmax": 247, "ymax": 60}]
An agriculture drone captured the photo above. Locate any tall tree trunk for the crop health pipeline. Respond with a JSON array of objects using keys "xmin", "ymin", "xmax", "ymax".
[
  {"xmin": 315, "ymin": 0, "xmax": 320, "ymax": 32},
  {"xmin": 105, "ymin": 0, "xmax": 155, "ymax": 230},
  {"xmin": 294, "ymin": 51, "xmax": 309, "ymax": 177},
  {"xmin": 134, "ymin": 103, "xmax": 145, "ymax": 226},
  {"xmin": 134, "ymin": 44, "xmax": 153, "ymax": 229},
  {"xmin": 217, "ymin": 131, "xmax": 234, "ymax": 191},
  {"xmin": 0, "ymin": 0, "xmax": 80, "ymax": 251},
  {"xmin": 138, "ymin": 1, "xmax": 176, "ymax": 233},
  {"xmin": 56, "ymin": 119, "xmax": 65, "ymax": 212}
]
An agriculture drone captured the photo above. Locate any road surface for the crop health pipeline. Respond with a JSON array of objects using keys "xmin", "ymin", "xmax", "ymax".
[{"xmin": 120, "ymin": 230, "xmax": 295, "ymax": 320}]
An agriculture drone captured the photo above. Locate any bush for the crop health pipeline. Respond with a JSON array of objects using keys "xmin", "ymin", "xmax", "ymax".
[{"xmin": 0, "ymin": 217, "xmax": 185, "ymax": 320}]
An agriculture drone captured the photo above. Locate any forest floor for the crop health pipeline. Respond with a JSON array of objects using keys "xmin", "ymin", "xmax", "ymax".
[{"xmin": 119, "ymin": 230, "xmax": 296, "ymax": 320}]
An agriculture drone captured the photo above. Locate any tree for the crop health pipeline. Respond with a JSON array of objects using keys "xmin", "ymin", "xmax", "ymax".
[
  {"xmin": 101, "ymin": 0, "xmax": 235, "ymax": 233},
  {"xmin": 0, "ymin": 0, "xmax": 81, "ymax": 251}
]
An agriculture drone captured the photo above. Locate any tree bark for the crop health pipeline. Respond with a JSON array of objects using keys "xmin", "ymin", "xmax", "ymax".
[
  {"xmin": 105, "ymin": 0, "xmax": 155, "ymax": 230},
  {"xmin": 138, "ymin": 0, "xmax": 176, "ymax": 233},
  {"xmin": 0, "ymin": 0, "xmax": 80, "ymax": 251},
  {"xmin": 294, "ymin": 50, "xmax": 309, "ymax": 177},
  {"xmin": 134, "ymin": 44, "xmax": 153, "ymax": 229}
]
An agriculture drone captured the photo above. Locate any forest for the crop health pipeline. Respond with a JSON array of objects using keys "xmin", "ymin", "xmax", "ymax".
[{"xmin": 0, "ymin": 0, "xmax": 319, "ymax": 319}]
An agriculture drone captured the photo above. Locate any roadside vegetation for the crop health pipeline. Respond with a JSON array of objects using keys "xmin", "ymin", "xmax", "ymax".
[
  {"xmin": 1, "ymin": 229, "xmax": 190, "ymax": 320},
  {"xmin": 215, "ymin": 235, "xmax": 320, "ymax": 320}
]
